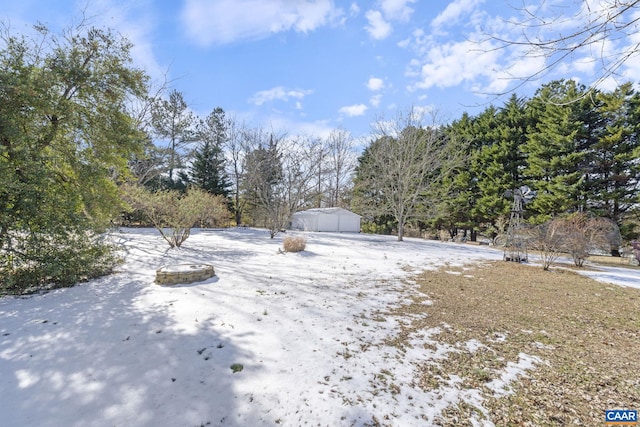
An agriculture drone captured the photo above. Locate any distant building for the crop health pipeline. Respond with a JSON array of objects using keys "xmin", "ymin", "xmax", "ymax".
[{"xmin": 290, "ymin": 208, "xmax": 361, "ymax": 233}]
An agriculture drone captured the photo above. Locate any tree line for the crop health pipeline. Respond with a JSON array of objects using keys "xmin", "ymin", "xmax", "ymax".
[
  {"xmin": 126, "ymin": 89, "xmax": 358, "ymax": 238},
  {"xmin": 353, "ymin": 80, "xmax": 640, "ymax": 245}
]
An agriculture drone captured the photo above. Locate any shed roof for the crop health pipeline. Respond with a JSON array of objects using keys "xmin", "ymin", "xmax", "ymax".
[{"xmin": 294, "ymin": 207, "xmax": 361, "ymax": 217}]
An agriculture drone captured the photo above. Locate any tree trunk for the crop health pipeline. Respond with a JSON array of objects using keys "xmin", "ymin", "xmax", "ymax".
[
  {"xmin": 235, "ymin": 208, "xmax": 242, "ymax": 226},
  {"xmin": 397, "ymin": 221, "xmax": 404, "ymax": 241}
]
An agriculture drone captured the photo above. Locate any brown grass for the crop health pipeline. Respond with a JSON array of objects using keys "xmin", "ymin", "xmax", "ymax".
[
  {"xmin": 387, "ymin": 261, "xmax": 640, "ymax": 426},
  {"xmin": 282, "ymin": 235, "xmax": 307, "ymax": 252},
  {"xmin": 588, "ymin": 255, "xmax": 638, "ymax": 267}
]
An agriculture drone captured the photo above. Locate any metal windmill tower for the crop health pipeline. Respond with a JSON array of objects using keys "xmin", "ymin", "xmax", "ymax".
[{"xmin": 503, "ymin": 186, "xmax": 535, "ymax": 262}]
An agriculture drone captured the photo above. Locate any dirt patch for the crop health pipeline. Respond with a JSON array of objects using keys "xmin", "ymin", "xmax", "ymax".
[{"xmin": 388, "ymin": 261, "xmax": 640, "ymax": 426}]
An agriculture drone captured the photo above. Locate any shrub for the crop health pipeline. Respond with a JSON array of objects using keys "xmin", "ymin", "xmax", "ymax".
[
  {"xmin": 526, "ymin": 213, "xmax": 621, "ymax": 270},
  {"xmin": 360, "ymin": 220, "xmax": 394, "ymax": 235},
  {"xmin": 283, "ymin": 235, "xmax": 306, "ymax": 252},
  {"xmin": 558, "ymin": 213, "xmax": 620, "ymax": 266},
  {"xmin": 526, "ymin": 221, "xmax": 564, "ymax": 271},
  {"xmin": 1, "ymin": 231, "xmax": 119, "ymax": 295},
  {"xmin": 121, "ymin": 184, "xmax": 232, "ymax": 248}
]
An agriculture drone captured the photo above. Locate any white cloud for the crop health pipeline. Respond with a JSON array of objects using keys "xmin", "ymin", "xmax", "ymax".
[
  {"xmin": 450, "ymin": 0, "xmax": 640, "ymax": 94},
  {"xmin": 380, "ymin": 0, "xmax": 416, "ymax": 21},
  {"xmin": 407, "ymin": 39, "xmax": 493, "ymax": 90},
  {"xmin": 180, "ymin": 0, "xmax": 342, "ymax": 46},
  {"xmin": 364, "ymin": 0, "xmax": 415, "ymax": 40},
  {"xmin": 482, "ymin": 55, "xmax": 546, "ymax": 95},
  {"xmin": 397, "ymin": 38, "xmax": 410, "ymax": 48},
  {"xmin": 364, "ymin": 10, "xmax": 392, "ymax": 40},
  {"xmin": 367, "ymin": 77, "xmax": 385, "ymax": 91},
  {"xmin": 621, "ymin": 48, "xmax": 640, "ymax": 87},
  {"xmin": 405, "ymin": 11, "xmax": 564, "ymax": 96},
  {"xmin": 339, "ymin": 104, "xmax": 368, "ymax": 117},
  {"xmin": 596, "ymin": 75, "xmax": 622, "ymax": 92},
  {"xmin": 410, "ymin": 105, "xmax": 436, "ymax": 122},
  {"xmin": 370, "ymin": 94, "xmax": 382, "ymax": 107},
  {"xmin": 431, "ymin": 0, "xmax": 485, "ymax": 32},
  {"xmin": 265, "ymin": 115, "xmax": 335, "ymax": 139},
  {"xmin": 406, "ymin": 34, "xmax": 548, "ymax": 96},
  {"xmin": 249, "ymin": 86, "xmax": 313, "ymax": 106},
  {"xmin": 567, "ymin": 56, "xmax": 596, "ymax": 75}
]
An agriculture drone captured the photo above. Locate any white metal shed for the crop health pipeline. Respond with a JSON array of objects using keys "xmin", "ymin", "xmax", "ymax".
[{"xmin": 290, "ymin": 208, "xmax": 361, "ymax": 233}]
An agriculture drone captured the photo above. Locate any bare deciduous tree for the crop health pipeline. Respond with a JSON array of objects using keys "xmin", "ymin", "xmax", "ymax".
[
  {"xmin": 124, "ymin": 78, "xmax": 175, "ymax": 188},
  {"xmin": 304, "ymin": 130, "xmax": 357, "ymax": 209},
  {"xmin": 225, "ymin": 119, "xmax": 250, "ymax": 226},
  {"xmin": 355, "ymin": 109, "xmax": 461, "ymax": 241},
  {"xmin": 128, "ymin": 137, "xmax": 170, "ymax": 187},
  {"xmin": 279, "ymin": 136, "xmax": 322, "ymax": 216},
  {"xmin": 325, "ymin": 129, "xmax": 357, "ymax": 208},
  {"xmin": 243, "ymin": 132, "xmax": 320, "ymax": 238},
  {"xmin": 242, "ymin": 129, "xmax": 285, "ymax": 235}
]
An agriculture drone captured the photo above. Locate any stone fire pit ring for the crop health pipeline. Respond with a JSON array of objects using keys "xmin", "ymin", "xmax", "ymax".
[{"xmin": 155, "ymin": 264, "xmax": 215, "ymax": 286}]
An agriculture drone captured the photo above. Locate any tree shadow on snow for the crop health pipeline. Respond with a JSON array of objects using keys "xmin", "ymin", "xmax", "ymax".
[{"xmin": 0, "ymin": 274, "xmax": 271, "ymax": 427}]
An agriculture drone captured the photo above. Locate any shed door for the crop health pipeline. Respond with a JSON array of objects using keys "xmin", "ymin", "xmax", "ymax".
[{"xmin": 318, "ymin": 214, "xmax": 339, "ymax": 231}]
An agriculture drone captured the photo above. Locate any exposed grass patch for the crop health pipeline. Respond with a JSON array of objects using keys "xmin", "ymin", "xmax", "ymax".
[
  {"xmin": 230, "ymin": 363, "xmax": 244, "ymax": 373},
  {"xmin": 388, "ymin": 261, "xmax": 640, "ymax": 426},
  {"xmin": 588, "ymin": 255, "xmax": 639, "ymax": 268}
]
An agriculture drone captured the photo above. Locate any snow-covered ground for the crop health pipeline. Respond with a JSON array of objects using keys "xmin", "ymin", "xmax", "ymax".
[{"xmin": 1, "ymin": 228, "xmax": 637, "ymax": 427}]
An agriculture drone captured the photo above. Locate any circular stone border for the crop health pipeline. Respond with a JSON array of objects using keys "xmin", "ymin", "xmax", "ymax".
[{"xmin": 155, "ymin": 264, "xmax": 215, "ymax": 286}]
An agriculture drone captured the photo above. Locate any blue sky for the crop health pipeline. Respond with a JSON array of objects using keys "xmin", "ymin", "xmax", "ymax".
[{"xmin": 3, "ymin": 0, "xmax": 640, "ymax": 139}]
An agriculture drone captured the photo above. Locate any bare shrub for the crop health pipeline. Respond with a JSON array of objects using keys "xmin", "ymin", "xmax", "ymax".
[
  {"xmin": 527, "ymin": 213, "xmax": 621, "ymax": 270},
  {"xmin": 527, "ymin": 221, "xmax": 564, "ymax": 271},
  {"xmin": 283, "ymin": 236, "xmax": 307, "ymax": 252},
  {"xmin": 183, "ymin": 188, "xmax": 232, "ymax": 228},
  {"xmin": 559, "ymin": 213, "xmax": 620, "ymax": 267},
  {"xmin": 122, "ymin": 184, "xmax": 231, "ymax": 248}
]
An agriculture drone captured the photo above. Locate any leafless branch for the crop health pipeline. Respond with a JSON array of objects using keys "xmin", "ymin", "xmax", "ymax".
[{"xmin": 482, "ymin": 0, "xmax": 640, "ymax": 99}]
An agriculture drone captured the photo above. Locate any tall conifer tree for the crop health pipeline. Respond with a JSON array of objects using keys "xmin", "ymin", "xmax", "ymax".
[
  {"xmin": 591, "ymin": 83, "xmax": 640, "ymax": 233},
  {"xmin": 472, "ymin": 95, "xmax": 529, "ymax": 222},
  {"xmin": 523, "ymin": 80, "xmax": 592, "ymax": 221},
  {"xmin": 189, "ymin": 107, "xmax": 231, "ymax": 197}
]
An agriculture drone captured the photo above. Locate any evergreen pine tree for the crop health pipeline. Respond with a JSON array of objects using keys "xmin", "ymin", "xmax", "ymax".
[
  {"xmin": 189, "ymin": 107, "xmax": 231, "ymax": 197},
  {"xmin": 432, "ymin": 113, "xmax": 482, "ymax": 239},
  {"xmin": 523, "ymin": 80, "xmax": 592, "ymax": 222},
  {"xmin": 591, "ymin": 83, "xmax": 640, "ymax": 236},
  {"xmin": 151, "ymin": 89, "xmax": 195, "ymax": 188},
  {"xmin": 473, "ymin": 95, "xmax": 529, "ymax": 224}
]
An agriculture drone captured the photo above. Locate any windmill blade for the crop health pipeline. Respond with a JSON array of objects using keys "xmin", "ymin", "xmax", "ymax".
[{"xmin": 519, "ymin": 185, "xmax": 535, "ymax": 203}]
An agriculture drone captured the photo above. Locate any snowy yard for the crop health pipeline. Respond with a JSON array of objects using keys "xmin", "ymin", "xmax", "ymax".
[{"xmin": 0, "ymin": 228, "xmax": 636, "ymax": 426}]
